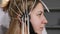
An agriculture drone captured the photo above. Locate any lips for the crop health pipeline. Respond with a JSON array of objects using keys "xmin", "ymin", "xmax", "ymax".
[
  {"xmin": 40, "ymin": 27, "xmax": 44, "ymax": 31},
  {"xmin": 40, "ymin": 26, "xmax": 45, "ymax": 31}
]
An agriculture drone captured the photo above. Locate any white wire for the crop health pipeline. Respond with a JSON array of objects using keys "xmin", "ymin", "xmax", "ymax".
[
  {"xmin": 30, "ymin": 0, "xmax": 36, "ymax": 11},
  {"xmin": 26, "ymin": 0, "xmax": 27, "ymax": 11},
  {"xmin": 39, "ymin": 0, "xmax": 50, "ymax": 12},
  {"xmin": 10, "ymin": 7, "xmax": 21, "ymax": 17},
  {"xmin": 9, "ymin": 0, "xmax": 12, "ymax": 11},
  {"xmin": 21, "ymin": 0, "xmax": 25, "ymax": 34},
  {"xmin": 27, "ymin": 15, "xmax": 30, "ymax": 34},
  {"xmin": 29, "ymin": 0, "xmax": 36, "ymax": 15},
  {"xmin": 14, "ymin": 0, "xmax": 23, "ymax": 15},
  {"xmin": 26, "ymin": 0, "xmax": 30, "ymax": 34},
  {"xmin": 22, "ymin": 17, "xmax": 24, "ymax": 34},
  {"xmin": 22, "ymin": 0, "xmax": 25, "ymax": 13}
]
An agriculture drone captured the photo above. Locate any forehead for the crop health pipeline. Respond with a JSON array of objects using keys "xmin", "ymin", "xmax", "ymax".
[{"xmin": 32, "ymin": 3, "xmax": 44, "ymax": 13}]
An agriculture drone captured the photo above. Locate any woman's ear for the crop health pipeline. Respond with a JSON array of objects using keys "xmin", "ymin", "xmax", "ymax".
[
  {"xmin": 29, "ymin": 11, "xmax": 31, "ymax": 20},
  {"xmin": 0, "ymin": 0, "xmax": 9, "ymax": 7},
  {"xmin": 29, "ymin": 12, "xmax": 31, "ymax": 15},
  {"xmin": 29, "ymin": 11, "xmax": 32, "ymax": 15}
]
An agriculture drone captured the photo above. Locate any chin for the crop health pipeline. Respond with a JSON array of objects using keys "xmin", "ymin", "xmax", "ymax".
[{"xmin": 34, "ymin": 29, "xmax": 42, "ymax": 33}]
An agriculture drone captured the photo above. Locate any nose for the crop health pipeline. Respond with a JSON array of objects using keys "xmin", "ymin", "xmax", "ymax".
[{"xmin": 42, "ymin": 16, "xmax": 48, "ymax": 24}]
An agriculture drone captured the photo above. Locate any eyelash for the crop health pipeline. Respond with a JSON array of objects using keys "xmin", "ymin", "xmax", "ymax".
[
  {"xmin": 38, "ymin": 13, "xmax": 42, "ymax": 15},
  {"xmin": 38, "ymin": 12, "xmax": 42, "ymax": 16}
]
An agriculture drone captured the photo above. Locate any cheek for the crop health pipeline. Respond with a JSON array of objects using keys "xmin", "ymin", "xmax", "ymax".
[{"xmin": 30, "ymin": 16, "xmax": 42, "ymax": 27}]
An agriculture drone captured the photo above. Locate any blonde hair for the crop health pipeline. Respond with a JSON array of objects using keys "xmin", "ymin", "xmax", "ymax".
[
  {"xmin": 4, "ymin": 0, "xmax": 49, "ymax": 34},
  {"xmin": 6, "ymin": 0, "xmax": 35, "ymax": 34}
]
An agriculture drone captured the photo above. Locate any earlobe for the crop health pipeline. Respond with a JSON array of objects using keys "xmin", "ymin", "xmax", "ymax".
[{"xmin": 29, "ymin": 12, "xmax": 31, "ymax": 15}]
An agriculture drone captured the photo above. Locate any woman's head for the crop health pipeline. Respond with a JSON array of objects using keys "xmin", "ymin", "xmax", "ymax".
[{"xmin": 2, "ymin": 0, "xmax": 49, "ymax": 34}]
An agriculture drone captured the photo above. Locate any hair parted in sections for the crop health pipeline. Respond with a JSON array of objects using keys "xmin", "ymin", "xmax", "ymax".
[
  {"xmin": 6, "ymin": 0, "xmax": 40, "ymax": 34},
  {"xmin": 4, "ymin": 0, "xmax": 49, "ymax": 34}
]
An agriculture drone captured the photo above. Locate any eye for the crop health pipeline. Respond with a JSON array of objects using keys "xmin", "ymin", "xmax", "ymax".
[
  {"xmin": 38, "ymin": 12, "xmax": 42, "ymax": 16},
  {"xmin": 38, "ymin": 13, "xmax": 42, "ymax": 15}
]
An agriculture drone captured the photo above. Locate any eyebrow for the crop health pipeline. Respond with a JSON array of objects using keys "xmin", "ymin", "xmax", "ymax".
[{"xmin": 38, "ymin": 10, "xmax": 44, "ymax": 14}]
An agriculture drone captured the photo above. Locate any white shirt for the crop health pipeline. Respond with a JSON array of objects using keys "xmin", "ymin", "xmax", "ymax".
[
  {"xmin": 0, "ymin": 8, "xmax": 10, "ymax": 28},
  {"xmin": 42, "ymin": 28, "xmax": 47, "ymax": 34},
  {"xmin": 0, "ymin": 8, "xmax": 10, "ymax": 34}
]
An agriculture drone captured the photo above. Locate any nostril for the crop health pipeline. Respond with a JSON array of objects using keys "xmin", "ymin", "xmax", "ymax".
[
  {"xmin": 44, "ymin": 17, "xmax": 48, "ymax": 24},
  {"xmin": 42, "ymin": 19, "xmax": 48, "ymax": 24},
  {"xmin": 44, "ymin": 20, "xmax": 48, "ymax": 24},
  {"xmin": 45, "ymin": 21, "xmax": 48, "ymax": 24},
  {"xmin": 45, "ymin": 20, "xmax": 48, "ymax": 24}
]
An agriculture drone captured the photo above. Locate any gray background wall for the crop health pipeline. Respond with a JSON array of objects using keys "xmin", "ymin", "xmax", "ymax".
[
  {"xmin": 42, "ymin": 0, "xmax": 60, "ymax": 34},
  {"xmin": 42, "ymin": 0, "xmax": 60, "ymax": 9}
]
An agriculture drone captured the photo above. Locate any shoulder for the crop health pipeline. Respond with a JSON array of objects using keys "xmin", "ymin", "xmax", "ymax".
[{"xmin": 0, "ymin": 8, "xmax": 9, "ymax": 34}]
